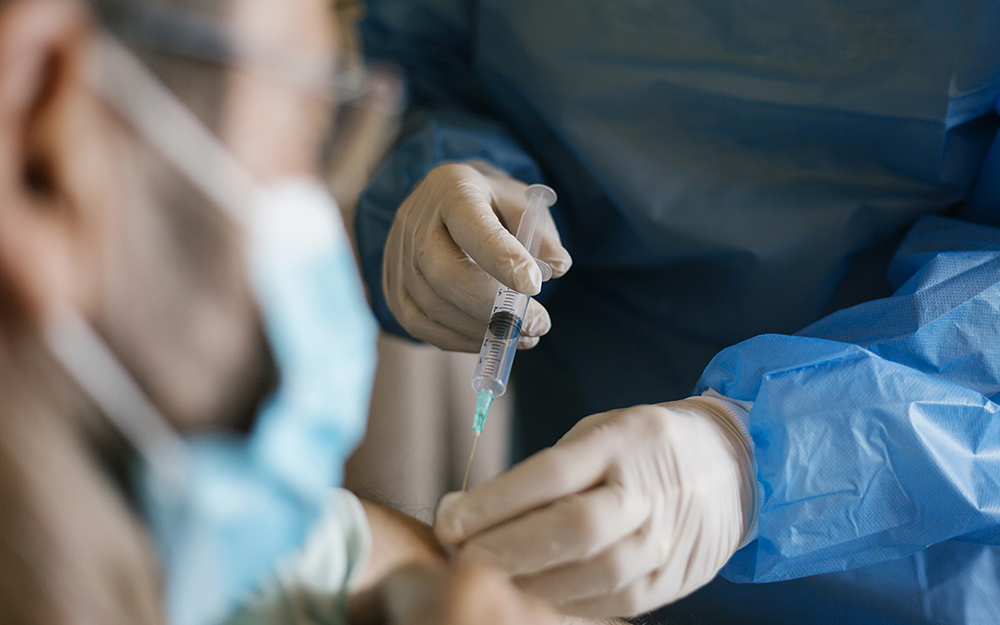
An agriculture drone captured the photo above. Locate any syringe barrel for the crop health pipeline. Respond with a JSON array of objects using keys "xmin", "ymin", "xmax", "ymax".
[
  {"xmin": 471, "ymin": 184, "xmax": 556, "ymax": 399},
  {"xmin": 472, "ymin": 286, "xmax": 530, "ymax": 397}
]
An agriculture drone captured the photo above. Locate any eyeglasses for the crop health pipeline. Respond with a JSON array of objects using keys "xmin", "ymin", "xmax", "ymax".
[{"xmin": 95, "ymin": 0, "xmax": 369, "ymax": 104}]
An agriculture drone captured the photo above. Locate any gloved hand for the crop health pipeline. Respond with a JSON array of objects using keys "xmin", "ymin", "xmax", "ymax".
[
  {"xmin": 434, "ymin": 396, "xmax": 758, "ymax": 618},
  {"xmin": 383, "ymin": 161, "xmax": 572, "ymax": 352}
]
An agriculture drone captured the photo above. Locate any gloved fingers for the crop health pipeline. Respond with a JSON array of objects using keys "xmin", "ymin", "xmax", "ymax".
[
  {"xmin": 406, "ymin": 251, "xmax": 552, "ymax": 349},
  {"xmin": 388, "ymin": 284, "xmax": 483, "ymax": 353},
  {"xmin": 456, "ymin": 482, "xmax": 649, "ymax": 576},
  {"xmin": 518, "ymin": 335, "xmax": 540, "ymax": 349},
  {"xmin": 415, "ymin": 226, "xmax": 553, "ymax": 339},
  {"xmin": 555, "ymin": 409, "xmax": 625, "ymax": 445},
  {"xmin": 557, "ymin": 574, "xmax": 662, "ymax": 619},
  {"xmin": 385, "ymin": 208, "xmax": 483, "ymax": 352},
  {"xmin": 435, "ymin": 430, "xmax": 619, "ymax": 545},
  {"xmin": 531, "ymin": 209, "xmax": 572, "ymax": 279},
  {"xmin": 439, "ymin": 171, "xmax": 542, "ymax": 296},
  {"xmin": 489, "ymin": 176, "xmax": 572, "ymax": 279},
  {"xmin": 392, "ymin": 251, "xmax": 551, "ymax": 354},
  {"xmin": 521, "ymin": 299, "xmax": 551, "ymax": 339},
  {"xmin": 403, "ymin": 260, "xmax": 492, "ymax": 342},
  {"xmin": 649, "ymin": 493, "xmax": 739, "ymax": 601},
  {"xmin": 641, "ymin": 555, "xmax": 714, "ymax": 615},
  {"xmin": 414, "ymin": 223, "xmax": 495, "ymax": 315},
  {"xmin": 532, "ymin": 504, "xmax": 711, "ymax": 617},
  {"xmin": 403, "ymin": 263, "xmax": 551, "ymax": 350},
  {"xmin": 512, "ymin": 523, "xmax": 664, "ymax": 607}
]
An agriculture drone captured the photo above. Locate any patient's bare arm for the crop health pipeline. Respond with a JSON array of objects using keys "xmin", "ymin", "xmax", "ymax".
[
  {"xmin": 349, "ymin": 501, "xmax": 630, "ymax": 625},
  {"xmin": 352, "ymin": 500, "xmax": 447, "ymax": 593}
]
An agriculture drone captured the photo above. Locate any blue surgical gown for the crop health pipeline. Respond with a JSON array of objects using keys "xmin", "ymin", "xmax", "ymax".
[{"xmin": 354, "ymin": 1, "xmax": 1000, "ymax": 623}]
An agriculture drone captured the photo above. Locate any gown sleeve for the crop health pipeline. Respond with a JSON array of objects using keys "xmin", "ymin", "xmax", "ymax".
[{"xmin": 698, "ymin": 104, "xmax": 1000, "ymax": 583}]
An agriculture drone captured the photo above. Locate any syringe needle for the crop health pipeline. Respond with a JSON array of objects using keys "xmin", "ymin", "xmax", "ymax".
[
  {"xmin": 462, "ymin": 432, "xmax": 480, "ymax": 491},
  {"xmin": 464, "ymin": 185, "xmax": 556, "ymax": 492}
]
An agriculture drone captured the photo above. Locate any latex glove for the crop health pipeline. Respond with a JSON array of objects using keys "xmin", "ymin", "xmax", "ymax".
[
  {"xmin": 434, "ymin": 396, "xmax": 758, "ymax": 618},
  {"xmin": 350, "ymin": 561, "xmax": 561, "ymax": 625},
  {"xmin": 382, "ymin": 161, "xmax": 572, "ymax": 352}
]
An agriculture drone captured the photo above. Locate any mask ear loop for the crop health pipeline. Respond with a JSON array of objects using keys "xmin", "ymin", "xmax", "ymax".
[
  {"xmin": 84, "ymin": 32, "xmax": 260, "ymax": 226},
  {"xmin": 41, "ymin": 33, "xmax": 263, "ymax": 489},
  {"xmin": 43, "ymin": 307, "xmax": 188, "ymax": 491}
]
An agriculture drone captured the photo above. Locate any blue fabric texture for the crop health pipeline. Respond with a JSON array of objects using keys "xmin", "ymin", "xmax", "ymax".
[
  {"xmin": 357, "ymin": 1, "xmax": 1000, "ymax": 623},
  {"xmin": 696, "ymin": 218, "xmax": 1000, "ymax": 583}
]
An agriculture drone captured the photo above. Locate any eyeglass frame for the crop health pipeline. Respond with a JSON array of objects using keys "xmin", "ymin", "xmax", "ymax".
[{"xmin": 94, "ymin": 0, "xmax": 370, "ymax": 105}]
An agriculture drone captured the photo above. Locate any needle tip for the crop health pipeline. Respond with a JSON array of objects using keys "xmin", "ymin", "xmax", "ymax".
[{"xmin": 461, "ymin": 432, "xmax": 480, "ymax": 491}]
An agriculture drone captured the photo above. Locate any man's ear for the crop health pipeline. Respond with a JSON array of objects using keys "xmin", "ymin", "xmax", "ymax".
[{"xmin": 0, "ymin": 0, "xmax": 115, "ymax": 326}]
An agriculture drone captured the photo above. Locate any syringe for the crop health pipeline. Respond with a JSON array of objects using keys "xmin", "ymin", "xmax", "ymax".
[{"xmin": 462, "ymin": 184, "xmax": 557, "ymax": 491}]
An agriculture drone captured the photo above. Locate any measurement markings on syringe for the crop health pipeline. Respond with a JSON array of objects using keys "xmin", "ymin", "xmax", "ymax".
[
  {"xmin": 479, "ymin": 310, "xmax": 522, "ymax": 377},
  {"xmin": 488, "ymin": 310, "xmax": 522, "ymax": 339}
]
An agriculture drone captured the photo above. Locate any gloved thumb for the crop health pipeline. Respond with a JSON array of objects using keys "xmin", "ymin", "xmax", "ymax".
[{"xmin": 442, "ymin": 173, "xmax": 544, "ymax": 295}]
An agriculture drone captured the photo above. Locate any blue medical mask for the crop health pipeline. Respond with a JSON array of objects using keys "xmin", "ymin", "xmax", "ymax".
[{"xmin": 43, "ymin": 34, "xmax": 377, "ymax": 625}]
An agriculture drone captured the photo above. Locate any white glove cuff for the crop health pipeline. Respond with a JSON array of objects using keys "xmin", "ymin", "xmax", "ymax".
[{"xmin": 684, "ymin": 392, "xmax": 760, "ymax": 551}]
